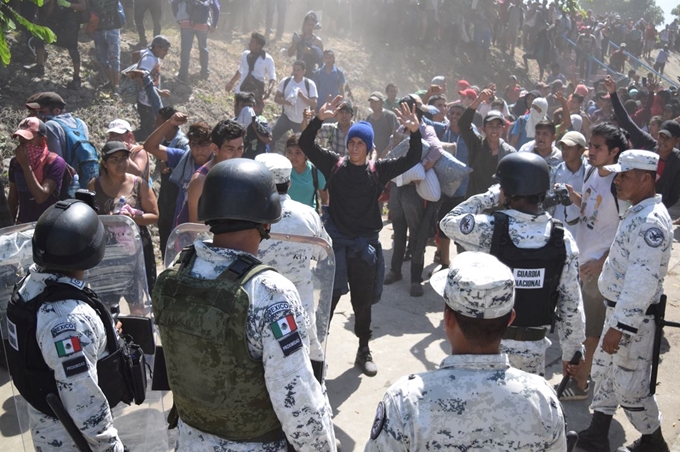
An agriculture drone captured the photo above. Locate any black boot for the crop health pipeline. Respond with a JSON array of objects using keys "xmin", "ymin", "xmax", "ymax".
[
  {"xmin": 618, "ymin": 427, "xmax": 669, "ymax": 452},
  {"xmin": 577, "ymin": 411, "xmax": 612, "ymax": 452}
]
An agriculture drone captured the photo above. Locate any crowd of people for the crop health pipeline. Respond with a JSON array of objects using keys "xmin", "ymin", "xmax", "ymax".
[{"xmin": 3, "ymin": 1, "xmax": 680, "ymax": 452}]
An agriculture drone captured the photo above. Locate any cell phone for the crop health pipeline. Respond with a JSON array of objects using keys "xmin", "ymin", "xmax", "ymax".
[{"xmin": 642, "ymin": 77, "xmax": 647, "ymax": 87}]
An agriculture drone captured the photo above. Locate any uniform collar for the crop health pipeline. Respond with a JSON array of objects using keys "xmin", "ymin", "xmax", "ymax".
[
  {"xmin": 626, "ymin": 194, "xmax": 663, "ymax": 216},
  {"xmin": 503, "ymin": 209, "xmax": 551, "ymax": 223},
  {"xmin": 18, "ymin": 265, "xmax": 87, "ymax": 302},
  {"xmin": 193, "ymin": 240, "xmax": 255, "ymax": 264},
  {"xmin": 440, "ymin": 353, "xmax": 511, "ymax": 370}
]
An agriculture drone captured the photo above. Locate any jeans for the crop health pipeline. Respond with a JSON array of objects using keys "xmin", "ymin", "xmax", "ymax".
[
  {"xmin": 179, "ymin": 27, "xmax": 209, "ymax": 80},
  {"xmin": 389, "ymin": 184, "xmax": 431, "ymax": 283},
  {"xmin": 271, "ymin": 114, "xmax": 302, "ymax": 145},
  {"xmin": 137, "ymin": 103, "xmax": 156, "ymax": 141},
  {"xmin": 93, "ymin": 29, "xmax": 121, "ymax": 72},
  {"xmin": 266, "ymin": 0, "xmax": 286, "ymax": 37},
  {"xmin": 134, "ymin": 0, "xmax": 162, "ymax": 44}
]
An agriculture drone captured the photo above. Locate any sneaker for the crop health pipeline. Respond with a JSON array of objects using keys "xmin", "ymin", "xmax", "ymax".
[
  {"xmin": 556, "ymin": 380, "xmax": 590, "ymax": 401},
  {"xmin": 355, "ymin": 346, "xmax": 377, "ymax": 376},
  {"xmin": 410, "ymin": 282, "xmax": 424, "ymax": 297},
  {"xmin": 384, "ymin": 271, "xmax": 402, "ymax": 285},
  {"xmin": 24, "ymin": 63, "xmax": 45, "ymax": 76}
]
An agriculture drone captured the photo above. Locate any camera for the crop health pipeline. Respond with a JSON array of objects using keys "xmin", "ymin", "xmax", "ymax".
[{"xmin": 542, "ymin": 184, "xmax": 572, "ymax": 209}]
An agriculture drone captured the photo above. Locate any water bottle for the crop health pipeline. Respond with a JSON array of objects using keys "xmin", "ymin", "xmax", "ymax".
[
  {"xmin": 67, "ymin": 174, "xmax": 79, "ymax": 198},
  {"xmin": 112, "ymin": 196, "xmax": 125, "ymax": 214}
]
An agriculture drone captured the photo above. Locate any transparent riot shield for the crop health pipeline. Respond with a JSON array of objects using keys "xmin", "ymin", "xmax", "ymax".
[
  {"xmin": 164, "ymin": 223, "xmax": 336, "ymax": 366},
  {"xmin": 0, "ymin": 216, "xmax": 171, "ymax": 451}
]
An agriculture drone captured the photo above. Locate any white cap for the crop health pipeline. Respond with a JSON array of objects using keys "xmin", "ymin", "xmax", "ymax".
[
  {"xmin": 603, "ymin": 150, "xmax": 659, "ymax": 173},
  {"xmin": 255, "ymin": 153, "xmax": 293, "ymax": 184},
  {"xmin": 106, "ymin": 119, "xmax": 133, "ymax": 135},
  {"xmin": 558, "ymin": 131, "xmax": 587, "ymax": 149},
  {"xmin": 430, "ymin": 252, "xmax": 515, "ymax": 319},
  {"xmin": 431, "ymin": 76, "xmax": 446, "ymax": 86}
]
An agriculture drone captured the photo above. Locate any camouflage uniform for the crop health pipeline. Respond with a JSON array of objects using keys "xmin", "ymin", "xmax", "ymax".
[
  {"xmin": 591, "ymin": 194, "xmax": 672, "ymax": 434},
  {"xmin": 258, "ymin": 194, "xmax": 331, "ymax": 362},
  {"xmin": 15, "ymin": 266, "xmax": 124, "ymax": 452},
  {"xmin": 364, "ymin": 354, "xmax": 567, "ymax": 451},
  {"xmin": 174, "ymin": 240, "xmax": 336, "ymax": 451},
  {"xmin": 440, "ymin": 185, "xmax": 586, "ymax": 375}
]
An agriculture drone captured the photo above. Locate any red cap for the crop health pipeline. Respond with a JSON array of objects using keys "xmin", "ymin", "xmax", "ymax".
[
  {"xmin": 458, "ymin": 88, "xmax": 478, "ymax": 99},
  {"xmin": 12, "ymin": 117, "xmax": 47, "ymax": 141},
  {"xmin": 457, "ymin": 80, "xmax": 470, "ymax": 91}
]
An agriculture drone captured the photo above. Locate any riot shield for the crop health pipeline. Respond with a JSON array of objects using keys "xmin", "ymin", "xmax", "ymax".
[
  {"xmin": 0, "ymin": 216, "xmax": 171, "ymax": 451},
  {"xmin": 164, "ymin": 223, "xmax": 336, "ymax": 366}
]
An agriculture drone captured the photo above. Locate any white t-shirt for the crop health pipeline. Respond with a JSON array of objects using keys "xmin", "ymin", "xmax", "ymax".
[
  {"xmin": 576, "ymin": 169, "xmax": 624, "ymax": 265},
  {"xmin": 137, "ymin": 49, "xmax": 160, "ymax": 107},
  {"xmin": 550, "ymin": 159, "xmax": 588, "ymax": 239},
  {"xmin": 236, "ymin": 51, "xmax": 276, "ymax": 91},
  {"xmin": 278, "ymin": 77, "xmax": 318, "ymax": 124}
]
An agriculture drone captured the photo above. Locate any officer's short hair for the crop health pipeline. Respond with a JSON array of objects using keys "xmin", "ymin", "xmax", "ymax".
[
  {"xmin": 590, "ymin": 123, "xmax": 628, "ymax": 161},
  {"xmin": 275, "ymin": 182, "xmax": 289, "ymax": 195},
  {"xmin": 447, "ymin": 305, "xmax": 513, "ymax": 346},
  {"xmin": 211, "ymin": 119, "xmax": 246, "ymax": 148}
]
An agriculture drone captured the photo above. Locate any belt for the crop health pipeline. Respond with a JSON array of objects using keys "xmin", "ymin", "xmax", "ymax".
[
  {"xmin": 503, "ymin": 327, "xmax": 547, "ymax": 341},
  {"xmin": 605, "ymin": 299, "xmax": 658, "ymax": 316}
]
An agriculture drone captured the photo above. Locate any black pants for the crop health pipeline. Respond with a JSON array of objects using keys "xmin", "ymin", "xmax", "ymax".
[
  {"xmin": 330, "ymin": 254, "xmax": 376, "ymax": 347},
  {"xmin": 134, "ymin": 0, "xmax": 162, "ymax": 44},
  {"xmin": 157, "ymin": 170, "xmax": 179, "ymax": 260},
  {"xmin": 136, "ymin": 103, "xmax": 156, "ymax": 142},
  {"xmin": 390, "ymin": 185, "xmax": 431, "ymax": 283}
]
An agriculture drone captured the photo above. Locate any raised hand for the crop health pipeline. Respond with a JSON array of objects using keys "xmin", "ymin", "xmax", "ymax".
[
  {"xmin": 603, "ymin": 76, "xmax": 616, "ymax": 94},
  {"xmin": 169, "ymin": 112, "xmax": 188, "ymax": 127},
  {"xmin": 317, "ymin": 95, "xmax": 345, "ymax": 121},
  {"xmin": 395, "ymin": 102, "xmax": 420, "ymax": 133}
]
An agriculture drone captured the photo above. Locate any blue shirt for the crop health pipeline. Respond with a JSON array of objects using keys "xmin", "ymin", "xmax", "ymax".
[
  {"xmin": 510, "ymin": 114, "xmax": 532, "ymax": 150},
  {"xmin": 289, "ymin": 160, "xmax": 327, "ymax": 209},
  {"xmin": 442, "ymin": 126, "xmax": 472, "ymax": 197},
  {"xmin": 313, "ymin": 65, "xmax": 345, "ymax": 112}
]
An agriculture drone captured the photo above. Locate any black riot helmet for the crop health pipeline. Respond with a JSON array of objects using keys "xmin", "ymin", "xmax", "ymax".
[
  {"xmin": 33, "ymin": 199, "xmax": 106, "ymax": 272},
  {"xmin": 493, "ymin": 152, "xmax": 551, "ymax": 196},
  {"xmin": 198, "ymin": 158, "xmax": 282, "ymax": 226}
]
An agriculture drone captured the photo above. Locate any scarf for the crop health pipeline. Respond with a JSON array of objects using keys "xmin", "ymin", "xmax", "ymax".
[
  {"xmin": 25, "ymin": 144, "xmax": 50, "ymax": 184},
  {"xmin": 525, "ymin": 97, "xmax": 549, "ymax": 139}
]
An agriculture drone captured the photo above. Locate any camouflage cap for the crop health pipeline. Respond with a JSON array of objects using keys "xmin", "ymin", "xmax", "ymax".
[
  {"xmin": 430, "ymin": 252, "xmax": 515, "ymax": 319},
  {"xmin": 255, "ymin": 153, "xmax": 292, "ymax": 184},
  {"xmin": 603, "ymin": 149, "xmax": 658, "ymax": 173}
]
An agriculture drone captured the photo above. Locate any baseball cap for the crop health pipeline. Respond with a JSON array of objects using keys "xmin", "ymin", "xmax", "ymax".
[
  {"xmin": 484, "ymin": 110, "xmax": 505, "ymax": 125},
  {"xmin": 558, "ymin": 131, "xmax": 587, "ymax": 148},
  {"xmin": 106, "ymin": 119, "xmax": 133, "ymax": 135},
  {"xmin": 151, "ymin": 35, "xmax": 171, "ymax": 48},
  {"xmin": 339, "ymin": 101, "xmax": 354, "ymax": 114},
  {"xmin": 458, "ymin": 88, "xmax": 477, "ymax": 100},
  {"xmin": 101, "ymin": 141, "xmax": 130, "ymax": 157},
  {"xmin": 658, "ymin": 120, "xmax": 680, "ymax": 138},
  {"xmin": 552, "ymin": 79, "xmax": 565, "ymax": 89},
  {"xmin": 574, "ymin": 84, "xmax": 589, "ymax": 97},
  {"xmin": 431, "ymin": 76, "xmax": 446, "ymax": 87},
  {"xmin": 255, "ymin": 153, "xmax": 292, "ymax": 184},
  {"xmin": 25, "ymin": 91, "xmax": 66, "ymax": 110},
  {"xmin": 13, "ymin": 117, "xmax": 47, "ymax": 140},
  {"xmin": 528, "ymin": 89, "xmax": 542, "ymax": 99},
  {"xmin": 457, "ymin": 80, "xmax": 470, "ymax": 91},
  {"xmin": 430, "ymin": 252, "xmax": 515, "ymax": 319},
  {"xmin": 603, "ymin": 150, "xmax": 659, "ymax": 173},
  {"xmin": 368, "ymin": 91, "xmax": 385, "ymax": 102},
  {"xmin": 398, "ymin": 94, "xmax": 430, "ymax": 114}
]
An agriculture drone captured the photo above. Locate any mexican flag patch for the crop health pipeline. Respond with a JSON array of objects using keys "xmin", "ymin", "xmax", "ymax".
[
  {"xmin": 55, "ymin": 336, "xmax": 82, "ymax": 357},
  {"xmin": 270, "ymin": 314, "xmax": 298, "ymax": 339}
]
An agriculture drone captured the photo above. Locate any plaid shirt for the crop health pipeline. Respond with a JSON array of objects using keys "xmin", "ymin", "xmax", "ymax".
[{"xmin": 316, "ymin": 122, "xmax": 354, "ymax": 156}]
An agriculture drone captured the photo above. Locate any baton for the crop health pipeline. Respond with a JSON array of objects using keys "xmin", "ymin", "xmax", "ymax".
[
  {"xmin": 650, "ymin": 295, "xmax": 680, "ymax": 394},
  {"xmin": 566, "ymin": 431, "xmax": 579, "ymax": 452},
  {"xmin": 556, "ymin": 351, "xmax": 582, "ymax": 399},
  {"xmin": 46, "ymin": 393, "xmax": 93, "ymax": 452}
]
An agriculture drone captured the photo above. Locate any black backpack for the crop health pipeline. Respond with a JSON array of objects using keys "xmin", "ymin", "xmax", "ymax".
[{"xmin": 186, "ymin": 0, "xmax": 211, "ymax": 24}]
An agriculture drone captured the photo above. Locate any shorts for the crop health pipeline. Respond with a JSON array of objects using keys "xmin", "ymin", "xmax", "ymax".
[{"xmin": 581, "ymin": 273, "xmax": 607, "ymax": 337}]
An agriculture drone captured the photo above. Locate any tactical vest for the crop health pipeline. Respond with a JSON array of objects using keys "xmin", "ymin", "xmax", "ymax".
[
  {"xmin": 152, "ymin": 247, "xmax": 284, "ymax": 442},
  {"xmin": 489, "ymin": 213, "xmax": 567, "ymax": 328},
  {"xmin": 5, "ymin": 280, "xmax": 132, "ymax": 417}
]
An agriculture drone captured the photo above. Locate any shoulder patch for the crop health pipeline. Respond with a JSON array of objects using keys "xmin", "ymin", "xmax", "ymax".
[
  {"xmin": 277, "ymin": 331, "xmax": 303, "ymax": 357},
  {"xmin": 55, "ymin": 336, "xmax": 82, "ymax": 358},
  {"xmin": 264, "ymin": 302, "xmax": 291, "ymax": 322},
  {"xmin": 270, "ymin": 314, "xmax": 303, "ymax": 357},
  {"xmin": 62, "ymin": 355, "xmax": 88, "ymax": 378},
  {"xmin": 51, "ymin": 322, "xmax": 77, "ymax": 338},
  {"xmin": 644, "ymin": 227, "xmax": 664, "ymax": 248},
  {"xmin": 370, "ymin": 401, "xmax": 387, "ymax": 440},
  {"xmin": 460, "ymin": 214, "xmax": 475, "ymax": 235}
]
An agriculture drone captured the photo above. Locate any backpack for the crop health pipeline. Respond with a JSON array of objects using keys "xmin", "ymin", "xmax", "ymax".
[
  {"xmin": 45, "ymin": 153, "xmax": 76, "ymax": 200},
  {"xmin": 281, "ymin": 76, "xmax": 311, "ymax": 115},
  {"xmin": 584, "ymin": 166, "xmax": 619, "ymax": 214},
  {"xmin": 186, "ymin": 0, "xmax": 211, "ymax": 25},
  {"xmin": 49, "ymin": 117, "xmax": 98, "ymax": 188}
]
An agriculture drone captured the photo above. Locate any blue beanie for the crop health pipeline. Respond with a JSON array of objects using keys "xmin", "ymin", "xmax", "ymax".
[{"xmin": 346, "ymin": 121, "xmax": 374, "ymax": 153}]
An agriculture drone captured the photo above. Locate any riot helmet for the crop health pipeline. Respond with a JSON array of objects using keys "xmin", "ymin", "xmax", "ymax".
[
  {"xmin": 33, "ymin": 199, "xmax": 106, "ymax": 271},
  {"xmin": 198, "ymin": 158, "xmax": 282, "ymax": 225},
  {"xmin": 493, "ymin": 153, "xmax": 550, "ymax": 196}
]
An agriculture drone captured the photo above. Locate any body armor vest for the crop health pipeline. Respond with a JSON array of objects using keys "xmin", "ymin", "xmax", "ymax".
[
  {"xmin": 152, "ymin": 247, "xmax": 284, "ymax": 442},
  {"xmin": 6, "ymin": 280, "xmax": 132, "ymax": 417},
  {"xmin": 489, "ymin": 212, "xmax": 567, "ymax": 328}
]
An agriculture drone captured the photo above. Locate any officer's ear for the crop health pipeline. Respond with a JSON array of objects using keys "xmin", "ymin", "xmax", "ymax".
[{"xmin": 507, "ymin": 309, "xmax": 516, "ymax": 328}]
